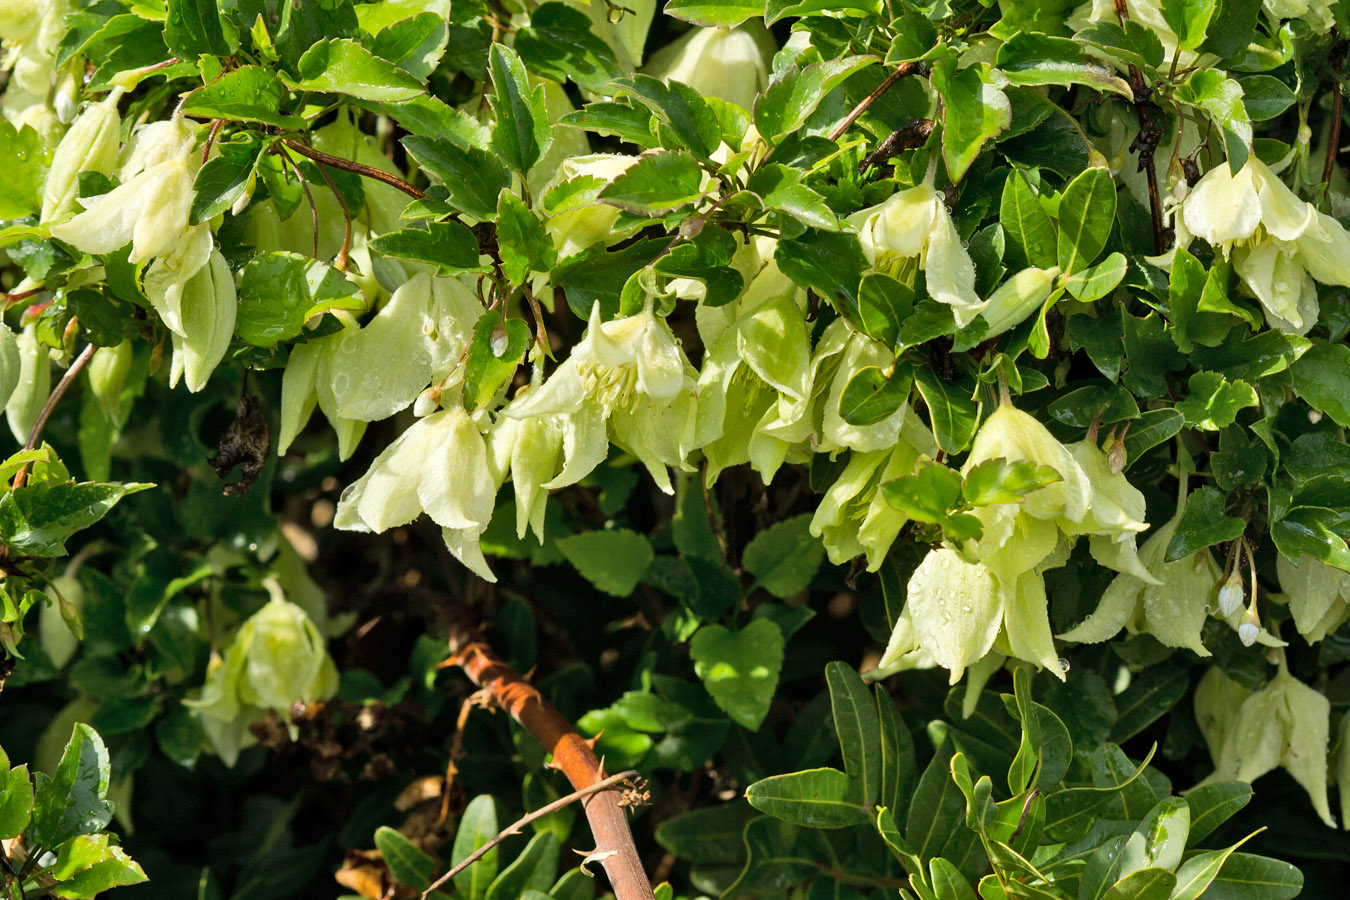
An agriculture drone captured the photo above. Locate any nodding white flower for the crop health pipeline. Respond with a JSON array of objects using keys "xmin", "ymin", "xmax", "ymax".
[
  {"xmin": 504, "ymin": 301, "xmax": 697, "ymax": 494},
  {"xmin": 541, "ymin": 154, "xmax": 641, "ymax": 259},
  {"xmin": 1178, "ymin": 155, "xmax": 1350, "ymax": 334},
  {"xmin": 49, "ymin": 117, "xmax": 200, "ymax": 265},
  {"xmin": 1058, "ymin": 509, "xmax": 1217, "ymax": 657},
  {"xmin": 168, "ymin": 249, "xmax": 237, "ymax": 393},
  {"xmin": 876, "ymin": 549, "xmax": 1064, "ymax": 684},
  {"xmin": 642, "ymin": 22, "xmax": 776, "ymax": 112},
  {"xmin": 1264, "ymin": 0, "xmax": 1336, "ymax": 33},
  {"xmin": 1278, "ymin": 553, "xmax": 1350, "ymax": 643},
  {"xmin": 334, "ymin": 408, "xmax": 502, "ymax": 581},
  {"xmin": 696, "ymin": 260, "xmax": 815, "ymax": 484},
  {"xmin": 1217, "ymin": 571, "xmax": 1246, "ymax": 617},
  {"xmin": 1195, "ymin": 664, "xmax": 1336, "ymax": 828},
  {"xmin": 5, "ymin": 323, "xmax": 50, "ymax": 444},
  {"xmin": 41, "ymin": 89, "xmax": 122, "ymax": 222},
  {"xmin": 0, "ymin": 323, "xmax": 20, "ymax": 413},
  {"xmin": 809, "ymin": 413, "xmax": 938, "ymax": 571},
  {"xmin": 184, "ymin": 583, "xmax": 338, "ymax": 766},
  {"xmin": 853, "ymin": 183, "xmax": 984, "ymax": 327}
]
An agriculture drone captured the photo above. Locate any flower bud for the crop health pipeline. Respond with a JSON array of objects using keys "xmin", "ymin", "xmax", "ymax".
[
  {"xmin": 87, "ymin": 339, "xmax": 133, "ymax": 420},
  {"xmin": 5, "ymin": 323, "xmax": 50, "ymax": 444},
  {"xmin": 41, "ymin": 90, "xmax": 123, "ymax": 223},
  {"xmin": 1238, "ymin": 604, "xmax": 1261, "ymax": 647},
  {"xmin": 0, "ymin": 323, "xmax": 21, "ymax": 411},
  {"xmin": 170, "ymin": 249, "xmax": 237, "ymax": 392},
  {"xmin": 1218, "ymin": 571, "xmax": 1246, "ymax": 617},
  {"xmin": 642, "ymin": 22, "xmax": 775, "ymax": 112}
]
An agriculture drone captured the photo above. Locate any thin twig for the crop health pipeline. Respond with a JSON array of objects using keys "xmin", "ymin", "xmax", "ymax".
[
  {"xmin": 1, "ymin": 288, "xmax": 44, "ymax": 309},
  {"xmin": 202, "ymin": 118, "xmax": 224, "ymax": 165},
  {"xmin": 281, "ymin": 139, "xmax": 427, "ymax": 200},
  {"xmin": 420, "ymin": 769, "xmax": 639, "ymax": 899},
  {"xmin": 1324, "ymin": 39, "xmax": 1345, "ymax": 186},
  {"xmin": 12, "ymin": 343, "xmax": 96, "ymax": 489},
  {"xmin": 277, "ymin": 150, "xmax": 320, "ymax": 260},
  {"xmin": 828, "ymin": 62, "xmax": 922, "ymax": 142},
  {"xmin": 306, "ymin": 146, "xmax": 353, "ymax": 271}
]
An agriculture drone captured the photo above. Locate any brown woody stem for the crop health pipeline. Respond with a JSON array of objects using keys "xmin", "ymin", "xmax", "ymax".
[
  {"xmin": 282, "ymin": 139, "xmax": 427, "ymax": 200},
  {"xmin": 445, "ymin": 628, "xmax": 656, "ymax": 900},
  {"xmin": 13, "ymin": 343, "xmax": 96, "ymax": 489},
  {"xmin": 828, "ymin": 62, "xmax": 922, "ymax": 142}
]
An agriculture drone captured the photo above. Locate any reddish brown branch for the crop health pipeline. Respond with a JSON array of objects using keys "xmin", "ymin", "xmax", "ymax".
[
  {"xmin": 281, "ymin": 139, "xmax": 427, "ymax": 200},
  {"xmin": 828, "ymin": 62, "xmax": 923, "ymax": 142},
  {"xmin": 13, "ymin": 343, "xmax": 96, "ymax": 489},
  {"xmin": 445, "ymin": 629, "xmax": 656, "ymax": 900}
]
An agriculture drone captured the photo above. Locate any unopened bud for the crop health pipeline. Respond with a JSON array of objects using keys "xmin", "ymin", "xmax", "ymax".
[
  {"xmin": 1308, "ymin": 409, "xmax": 1323, "ymax": 424},
  {"xmin": 490, "ymin": 323, "xmax": 510, "ymax": 358},
  {"xmin": 1238, "ymin": 604, "xmax": 1261, "ymax": 647},
  {"xmin": 41, "ymin": 91, "xmax": 123, "ymax": 223},
  {"xmin": 88, "ymin": 340, "xmax": 133, "ymax": 420},
  {"xmin": 413, "ymin": 385, "xmax": 441, "ymax": 417},
  {"xmin": 1217, "ymin": 572, "xmax": 1245, "ymax": 617},
  {"xmin": 1106, "ymin": 434, "xmax": 1127, "ymax": 474}
]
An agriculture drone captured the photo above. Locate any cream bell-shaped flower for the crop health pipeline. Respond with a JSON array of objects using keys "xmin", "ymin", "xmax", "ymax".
[
  {"xmin": 642, "ymin": 21, "xmax": 776, "ymax": 112},
  {"xmin": 40, "ymin": 89, "xmax": 122, "ymax": 222},
  {"xmin": 184, "ymin": 582, "xmax": 338, "ymax": 766},
  {"xmin": 1178, "ymin": 155, "xmax": 1350, "ymax": 334},
  {"xmin": 1058, "ymin": 509, "xmax": 1216, "ymax": 655},
  {"xmin": 1063, "ymin": 439, "xmax": 1156, "ymax": 583},
  {"xmin": 809, "ymin": 411, "xmax": 938, "ymax": 570},
  {"xmin": 168, "ymin": 249, "xmax": 237, "ymax": 393},
  {"xmin": 1194, "ymin": 663, "xmax": 1336, "ymax": 828},
  {"xmin": 504, "ymin": 301, "xmax": 697, "ymax": 494},
  {"xmin": 334, "ymin": 408, "xmax": 502, "ymax": 581},
  {"xmin": 49, "ymin": 116, "xmax": 199, "ymax": 265},
  {"xmin": 854, "ymin": 183, "xmax": 985, "ymax": 327},
  {"xmin": 1277, "ymin": 553, "xmax": 1350, "ymax": 643},
  {"xmin": 696, "ymin": 261, "xmax": 815, "ymax": 484}
]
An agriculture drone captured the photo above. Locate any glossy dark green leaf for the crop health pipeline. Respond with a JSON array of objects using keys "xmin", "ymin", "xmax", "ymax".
[
  {"xmin": 1290, "ymin": 341, "xmax": 1350, "ymax": 428},
  {"xmin": 746, "ymin": 164, "xmax": 840, "ymax": 231},
  {"xmin": 235, "ymin": 251, "xmax": 364, "ymax": 347},
  {"xmin": 996, "ymin": 32, "xmax": 1131, "ymax": 96},
  {"xmin": 611, "ymin": 74, "xmax": 721, "ymax": 160},
  {"xmin": 182, "ymin": 66, "xmax": 304, "ymax": 128},
  {"xmin": 914, "ymin": 369, "xmax": 981, "ymax": 454},
  {"xmin": 559, "ymin": 100, "xmax": 657, "ymax": 147},
  {"xmin": 1159, "ymin": 0, "xmax": 1217, "ymax": 51},
  {"xmin": 743, "ymin": 514, "xmax": 824, "ymax": 598},
  {"xmin": 838, "ymin": 365, "xmax": 912, "ymax": 427},
  {"xmin": 286, "ymin": 38, "xmax": 424, "ymax": 101},
  {"xmin": 28, "ymin": 724, "xmax": 115, "ymax": 847},
  {"xmin": 515, "ymin": 3, "xmax": 622, "ymax": 92},
  {"xmin": 1165, "ymin": 486, "xmax": 1245, "ymax": 561},
  {"xmin": 599, "ymin": 150, "xmax": 705, "ymax": 214},
  {"xmin": 1175, "ymin": 371, "xmax": 1257, "ymax": 431},
  {"xmin": 191, "ymin": 131, "xmax": 266, "ymax": 224},
  {"xmin": 1101, "ymin": 867, "xmax": 1175, "ymax": 900},
  {"xmin": 369, "ymin": 221, "xmax": 486, "ymax": 273},
  {"xmin": 0, "ymin": 481, "xmax": 153, "ymax": 558},
  {"xmin": 932, "ymin": 59, "xmax": 1010, "ymax": 183},
  {"xmin": 488, "ymin": 43, "xmax": 553, "ymax": 174},
  {"xmin": 452, "ymin": 795, "xmax": 499, "ymax": 900},
  {"xmin": 497, "ymin": 191, "xmax": 557, "ymax": 285},
  {"xmin": 1200, "ymin": 852, "xmax": 1301, "ymax": 900},
  {"xmin": 1175, "ymin": 70, "xmax": 1251, "ymax": 172},
  {"xmin": 666, "ymin": 0, "xmax": 766, "ymax": 27},
  {"xmin": 825, "ymin": 662, "xmax": 880, "ymax": 807},
  {"xmin": 1001, "ymin": 169, "xmax": 1058, "ymax": 270},
  {"xmin": 485, "ymin": 832, "xmax": 560, "ymax": 900},
  {"xmin": 1184, "ymin": 782, "xmax": 1252, "ymax": 845},
  {"xmin": 1120, "ymin": 408, "xmax": 1185, "ymax": 469},
  {"xmin": 1110, "ymin": 665, "xmax": 1189, "ymax": 743},
  {"xmin": 1057, "ymin": 166, "xmax": 1117, "ymax": 274},
  {"xmin": 754, "ymin": 56, "xmax": 872, "ymax": 141},
  {"xmin": 774, "ymin": 229, "xmax": 868, "ymax": 324},
  {"xmin": 403, "ymin": 134, "xmax": 511, "ymax": 219},
  {"xmin": 375, "ymin": 826, "xmax": 435, "ymax": 890},
  {"xmin": 463, "ymin": 316, "xmax": 530, "ymax": 412},
  {"xmin": 745, "ymin": 767, "xmax": 869, "ymax": 827}
]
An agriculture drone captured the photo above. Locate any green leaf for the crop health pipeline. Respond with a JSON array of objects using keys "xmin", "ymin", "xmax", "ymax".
[
  {"xmin": 28, "ymin": 724, "xmax": 115, "ymax": 848},
  {"xmin": 1000, "ymin": 170, "xmax": 1057, "ymax": 270},
  {"xmin": 962, "ymin": 458, "xmax": 1063, "ymax": 507},
  {"xmin": 745, "ymin": 767, "xmax": 869, "ymax": 827},
  {"xmin": 0, "ymin": 765, "xmax": 33, "ymax": 841},
  {"xmin": 1074, "ymin": 21, "xmax": 1164, "ymax": 70},
  {"xmin": 402, "ymin": 135, "xmax": 511, "ymax": 220},
  {"xmin": 275, "ymin": 0, "xmax": 360, "ymax": 72},
  {"xmin": 1109, "ymin": 665, "xmax": 1189, "ymax": 743},
  {"xmin": 0, "ymin": 121, "xmax": 44, "ymax": 220},
  {"xmin": 691, "ymin": 620, "xmax": 785, "ymax": 730},
  {"xmin": 1200, "ymin": 852, "xmax": 1302, "ymax": 900},
  {"xmin": 742, "ymin": 514, "xmax": 824, "ymax": 598},
  {"xmin": 599, "ymin": 150, "xmax": 706, "ymax": 214},
  {"xmin": 559, "ymin": 100, "xmax": 657, "ymax": 148},
  {"xmin": 556, "ymin": 529, "xmax": 655, "ymax": 596},
  {"xmin": 165, "ymin": 0, "xmax": 231, "ymax": 58},
  {"xmin": 285, "ymin": 38, "xmax": 424, "ymax": 101},
  {"xmin": 1120, "ymin": 408, "xmax": 1185, "ymax": 469},
  {"xmin": 0, "ymin": 481, "xmax": 154, "ymax": 558},
  {"xmin": 914, "ymin": 369, "xmax": 981, "ymax": 454},
  {"xmin": 886, "ymin": 12, "xmax": 938, "ymax": 64},
  {"xmin": 655, "ymin": 801, "xmax": 759, "ymax": 863},
  {"xmin": 1063, "ymin": 252, "xmax": 1128, "ymax": 302},
  {"xmin": 369, "ymin": 13, "xmax": 449, "ymax": 81},
  {"xmin": 1159, "ymin": 0, "xmax": 1217, "ymax": 51},
  {"xmin": 452, "ymin": 795, "xmax": 499, "ymax": 900},
  {"xmin": 497, "ymin": 191, "xmax": 557, "ymax": 285},
  {"xmin": 882, "ymin": 460, "xmax": 967, "ymax": 526},
  {"xmin": 1175, "ymin": 371, "xmax": 1257, "ymax": 431},
  {"xmin": 1238, "ymin": 74, "xmax": 1296, "ymax": 121},
  {"xmin": 1118, "ymin": 797, "xmax": 1190, "ymax": 875},
  {"xmin": 1184, "ymin": 782, "xmax": 1251, "ymax": 845},
  {"xmin": 876, "ymin": 684, "xmax": 917, "ymax": 816},
  {"xmin": 754, "ymin": 56, "xmax": 873, "ymax": 142},
  {"xmin": 838, "ymin": 365, "xmax": 912, "ymax": 427},
  {"xmin": 191, "ymin": 131, "xmax": 265, "ymax": 224},
  {"xmin": 236, "ymin": 252, "xmax": 364, "ymax": 347},
  {"xmin": 930, "ymin": 856, "xmax": 976, "ymax": 900},
  {"xmin": 1057, "ymin": 166, "xmax": 1117, "ymax": 274},
  {"xmin": 182, "ymin": 66, "xmax": 306, "ymax": 128},
  {"xmin": 611, "ymin": 74, "xmax": 721, "ymax": 160},
  {"xmin": 666, "ymin": 0, "xmax": 765, "ymax": 27},
  {"xmin": 553, "ymin": 237, "xmax": 666, "ymax": 320},
  {"xmin": 1175, "ymin": 70, "xmax": 1251, "ymax": 172},
  {"xmin": 375, "ymin": 826, "xmax": 435, "ymax": 890},
  {"xmin": 826, "ymin": 662, "xmax": 880, "ymax": 808},
  {"xmin": 485, "ymin": 832, "xmax": 560, "ymax": 900},
  {"xmin": 854, "ymin": 272, "xmax": 913, "ymax": 345},
  {"xmin": 765, "ymin": 0, "xmax": 880, "ymax": 24},
  {"xmin": 1165, "ymin": 486, "xmax": 1245, "ymax": 561},
  {"xmin": 488, "ymin": 43, "xmax": 553, "ymax": 174},
  {"xmin": 905, "ymin": 738, "xmax": 969, "ymax": 861},
  {"xmin": 1170, "ymin": 844, "xmax": 1243, "ymax": 900},
  {"xmin": 1270, "ymin": 506, "xmax": 1350, "ymax": 572},
  {"xmin": 995, "ymin": 32, "xmax": 1132, "ymax": 97},
  {"xmin": 774, "ymin": 229, "xmax": 868, "ymax": 325},
  {"xmin": 1290, "ymin": 341, "xmax": 1350, "ymax": 428},
  {"xmin": 515, "ymin": 3, "xmax": 622, "ymax": 92},
  {"xmin": 463, "ymin": 316, "xmax": 530, "ymax": 412},
  {"xmin": 46, "ymin": 834, "xmax": 147, "ymax": 897},
  {"xmin": 1101, "ymin": 867, "xmax": 1175, "ymax": 900},
  {"xmin": 369, "ymin": 221, "xmax": 486, "ymax": 273},
  {"xmin": 932, "ymin": 60, "xmax": 1010, "ymax": 183}
]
